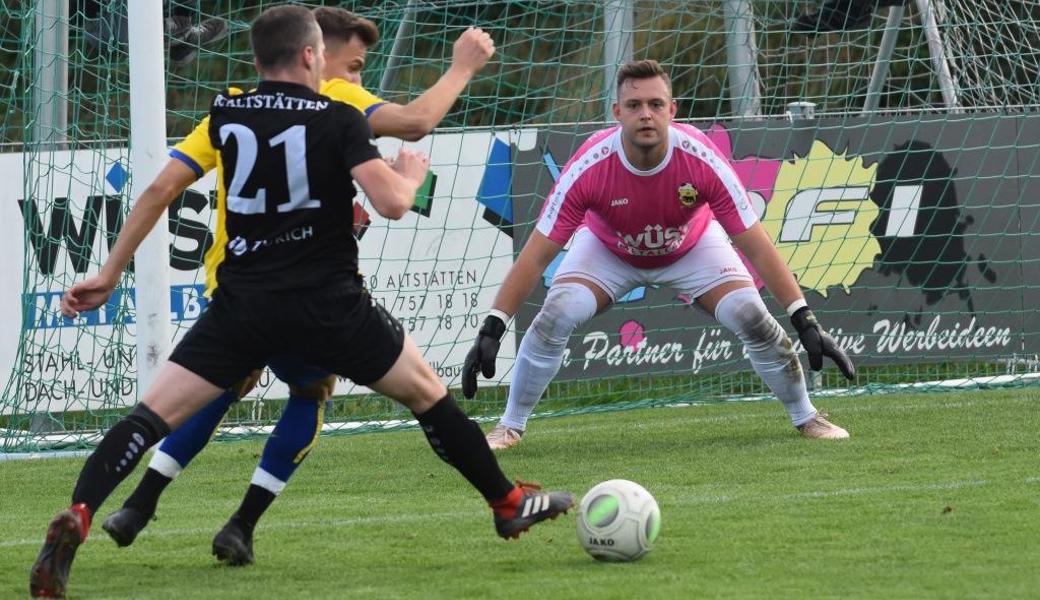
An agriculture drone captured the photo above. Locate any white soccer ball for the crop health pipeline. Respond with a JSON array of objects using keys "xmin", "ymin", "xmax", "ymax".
[{"xmin": 576, "ymin": 479, "xmax": 660, "ymax": 562}]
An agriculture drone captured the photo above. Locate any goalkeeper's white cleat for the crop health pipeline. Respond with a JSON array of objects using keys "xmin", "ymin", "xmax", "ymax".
[
  {"xmin": 797, "ymin": 412, "xmax": 849, "ymax": 440},
  {"xmin": 486, "ymin": 424, "xmax": 524, "ymax": 450}
]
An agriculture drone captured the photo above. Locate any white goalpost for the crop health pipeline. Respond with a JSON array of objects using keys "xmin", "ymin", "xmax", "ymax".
[{"xmin": 127, "ymin": 0, "xmax": 172, "ymax": 394}]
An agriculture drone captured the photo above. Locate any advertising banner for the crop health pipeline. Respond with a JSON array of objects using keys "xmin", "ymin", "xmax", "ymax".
[
  {"xmin": 1, "ymin": 130, "xmax": 532, "ymax": 412},
  {"xmin": 3, "ymin": 114, "xmax": 1037, "ymax": 412},
  {"xmin": 509, "ymin": 114, "xmax": 1038, "ymax": 379}
]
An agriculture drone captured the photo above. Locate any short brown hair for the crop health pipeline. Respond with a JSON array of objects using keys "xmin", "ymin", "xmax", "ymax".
[
  {"xmin": 251, "ymin": 5, "xmax": 321, "ymax": 71},
  {"xmin": 313, "ymin": 6, "xmax": 380, "ymax": 47},
  {"xmin": 616, "ymin": 59, "xmax": 672, "ymax": 94}
]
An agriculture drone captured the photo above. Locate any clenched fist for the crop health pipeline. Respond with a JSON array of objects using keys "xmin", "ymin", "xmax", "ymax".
[
  {"xmin": 452, "ymin": 27, "xmax": 495, "ymax": 76},
  {"xmin": 389, "ymin": 147, "xmax": 430, "ymax": 185}
]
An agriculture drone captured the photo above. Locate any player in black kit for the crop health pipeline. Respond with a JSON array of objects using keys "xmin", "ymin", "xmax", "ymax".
[{"xmin": 30, "ymin": 6, "xmax": 572, "ymax": 598}]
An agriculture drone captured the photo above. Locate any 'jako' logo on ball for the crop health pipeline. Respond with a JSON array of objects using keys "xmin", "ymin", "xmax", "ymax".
[{"xmin": 576, "ymin": 479, "xmax": 660, "ymax": 562}]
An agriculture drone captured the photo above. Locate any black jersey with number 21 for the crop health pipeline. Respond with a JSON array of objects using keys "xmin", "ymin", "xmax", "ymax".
[{"xmin": 207, "ymin": 80, "xmax": 381, "ymax": 292}]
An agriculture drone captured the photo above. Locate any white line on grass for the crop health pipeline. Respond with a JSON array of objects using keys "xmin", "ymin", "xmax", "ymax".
[
  {"xmin": 4, "ymin": 477, "xmax": 1037, "ymax": 550},
  {"xmin": 673, "ymin": 479, "xmax": 991, "ymax": 505},
  {"xmin": 5, "ymin": 399, "xmax": 975, "ymax": 458},
  {"xmin": 0, "ymin": 509, "xmax": 486, "ymax": 549},
  {"xmin": 5, "ymin": 388, "xmax": 1035, "ymax": 459}
]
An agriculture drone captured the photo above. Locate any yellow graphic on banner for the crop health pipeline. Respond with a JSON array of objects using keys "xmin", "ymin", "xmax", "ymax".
[{"xmin": 762, "ymin": 141, "xmax": 881, "ymax": 297}]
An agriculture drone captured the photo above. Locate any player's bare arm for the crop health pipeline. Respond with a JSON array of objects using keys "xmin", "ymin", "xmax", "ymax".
[
  {"xmin": 731, "ymin": 222, "xmax": 856, "ymax": 379},
  {"xmin": 60, "ymin": 159, "xmax": 198, "ymax": 318},
  {"xmin": 730, "ymin": 222, "xmax": 804, "ymax": 309},
  {"xmin": 351, "ymin": 147, "xmax": 430, "ymax": 219},
  {"xmin": 461, "ymin": 230, "xmax": 563, "ymax": 398},
  {"xmin": 491, "ymin": 230, "xmax": 564, "ymax": 317},
  {"xmin": 368, "ymin": 27, "xmax": 494, "ymax": 140}
]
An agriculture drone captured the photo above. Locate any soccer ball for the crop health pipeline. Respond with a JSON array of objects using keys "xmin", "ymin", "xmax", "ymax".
[{"xmin": 576, "ymin": 479, "xmax": 660, "ymax": 562}]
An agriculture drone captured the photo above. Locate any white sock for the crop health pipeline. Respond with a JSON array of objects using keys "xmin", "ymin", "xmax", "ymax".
[
  {"xmin": 250, "ymin": 467, "xmax": 287, "ymax": 495},
  {"xmin": 500, "ymin": 282, "xmax": 599, "ymax": 431},
  {"xmin": 148, "ymin": 449, "xmax": 183, "ymax": 479},
  {"xmin": 713, "ymin": 287, "xmax": 816, "ymax": 426}
]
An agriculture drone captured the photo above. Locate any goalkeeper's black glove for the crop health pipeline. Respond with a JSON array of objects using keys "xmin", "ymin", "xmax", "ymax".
[
  {"xmin": 462, "ymin": 314, "xmax": 506, "ymax": 399},
  {"xmin": 790, "ymin": 306, "xmax": 856, "ymax": 380}
]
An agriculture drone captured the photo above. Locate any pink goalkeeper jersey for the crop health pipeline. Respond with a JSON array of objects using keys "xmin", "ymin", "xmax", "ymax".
[{"xmin": 536, "ymin": 122, "xmax": 758, "ymax": 269}]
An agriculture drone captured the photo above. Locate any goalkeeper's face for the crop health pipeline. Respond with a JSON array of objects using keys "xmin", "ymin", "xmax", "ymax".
[{"xmin": 614, "ymin": 76, "xmax": 676, "ymax": 151}]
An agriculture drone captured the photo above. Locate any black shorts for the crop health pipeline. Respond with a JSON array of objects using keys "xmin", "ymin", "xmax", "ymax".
[{"xmin": 168, "ymin": 284, "xmax": 404, "ymax": 389}]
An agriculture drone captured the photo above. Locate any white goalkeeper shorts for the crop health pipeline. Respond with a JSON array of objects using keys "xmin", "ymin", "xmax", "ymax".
[{"xmin": 552, "ymin": 220, "xmax": 754, "ymax": 303}]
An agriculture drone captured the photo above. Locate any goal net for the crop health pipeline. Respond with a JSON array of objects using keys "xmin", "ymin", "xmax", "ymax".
[{"xmin": 2, "ymin": 0, "xmax": 1038, "ymax": 453}]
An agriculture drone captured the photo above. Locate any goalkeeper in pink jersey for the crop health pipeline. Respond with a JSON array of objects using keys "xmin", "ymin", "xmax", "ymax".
[{"xmin": 462, "ymin": 59, "xmax": 855, "ymax": 449}]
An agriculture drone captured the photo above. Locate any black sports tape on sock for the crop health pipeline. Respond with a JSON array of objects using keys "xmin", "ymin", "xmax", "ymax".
[{"xmin": 129, "ymin": 403, "xmax": 172, "ymax": 439}]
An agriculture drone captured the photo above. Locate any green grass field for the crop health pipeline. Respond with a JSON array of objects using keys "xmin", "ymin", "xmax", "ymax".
[{"xmin": 2, "ymin": 388, "xmax": 1038, "ymax": 599}]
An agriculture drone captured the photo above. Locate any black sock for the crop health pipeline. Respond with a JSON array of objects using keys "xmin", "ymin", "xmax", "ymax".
[
  {"xmin": 122, "ymin": 468, "xmax": 174, "ymax": 518},
  {"xmin": 413, "ymin": 393, "xmax": 513, "ymax": 502},
  {"xmin": 231, "ymin": 484, "xmax": 276, "ymax": 534},
  {"xmin": 72, "ymin": 404, "xmax": 171, "ymax": 514}
]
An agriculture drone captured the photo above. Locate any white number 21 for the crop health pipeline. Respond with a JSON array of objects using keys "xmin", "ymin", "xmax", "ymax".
[{"xmin": 219, "ymin": 124, "xmax": 321, "ymax": 214}]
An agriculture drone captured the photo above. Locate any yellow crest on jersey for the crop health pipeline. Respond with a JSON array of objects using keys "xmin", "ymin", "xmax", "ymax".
[{"xmin": 678, "ymin": 182, "xmax": 699, "ymax": 207}]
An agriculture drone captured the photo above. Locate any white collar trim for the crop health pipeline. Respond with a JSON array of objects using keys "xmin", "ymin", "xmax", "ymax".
[{"xmin": 616, "ymin": 127, "xmax": 675, "ymax": 176}]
